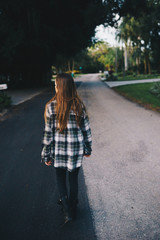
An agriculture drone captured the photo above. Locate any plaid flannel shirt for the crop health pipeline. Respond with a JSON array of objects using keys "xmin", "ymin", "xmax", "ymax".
[{"xmin": 41, "ymin": 100, "xmax": 92, "ymax": 172}]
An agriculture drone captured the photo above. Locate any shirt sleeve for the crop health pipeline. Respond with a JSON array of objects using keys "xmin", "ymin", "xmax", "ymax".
[
  {"xmin": 81, "ymin": 114, "xmax": 92, "ymax": 155},
  {"xmin": 41, "ymin": 105, "xmax": 53, "ymax": 163}
]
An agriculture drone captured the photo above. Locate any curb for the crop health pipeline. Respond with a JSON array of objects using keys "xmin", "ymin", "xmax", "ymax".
[
  {"xmin": 0, "ymin": 88, "xmax": 48, "ymax": 120},
  {"xmin": 0, "ymin": 109, "xmax": 8, "ymax": 118},
  {"xmin": 101, "ymin": 78, "xmax": 160, "ymax": 88}
]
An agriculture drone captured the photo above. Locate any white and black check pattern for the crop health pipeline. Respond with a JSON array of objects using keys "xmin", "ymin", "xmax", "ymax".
[{"xmin": 41, "ymin": 100, "xmax": 92, "ymax": 172}]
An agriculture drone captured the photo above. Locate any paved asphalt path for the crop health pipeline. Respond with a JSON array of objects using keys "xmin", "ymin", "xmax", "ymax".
[
  {"xmin": 1, "ymin": 73, "xmax": 160, "ymax": 240},
  {"xmin": 78, "ymin": 74, "xmax": 160, "ymax": 240},
  {"xmin": 0, "ymin": 82, "xmax": 96, "ymax": 240}
]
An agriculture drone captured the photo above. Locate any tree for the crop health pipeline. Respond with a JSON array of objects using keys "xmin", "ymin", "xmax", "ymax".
[
  {"xmin": 119, "ymin": 0, "xmax": 160, "ymax": 74},
  {"xmin": 73, "ymin": 41, "xmax": 123, "ymax": 73},
  {"xmin": 117, "ymin": 14, "xmax": 154, "ymax": 74},
  {"xmin": 0, "ymin": 0, "xmax": 107, "ymax": 87},
  {"xmin": 73, "ymin": 48, "xmax": 104, "ymax": 73},
  {"xmin": 0, "ymin": 0, "xmax": 150, "ymax": 87}
]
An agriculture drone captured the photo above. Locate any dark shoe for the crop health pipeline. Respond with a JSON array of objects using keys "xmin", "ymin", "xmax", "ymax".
[
  {"xmin": 57, "ymin": 199, "xmax": 64, "ymax": 213},
  {"xmin": 58, "ymin": 196, "xmax": 72, "ymax": 223},
  {"xmin": 69, "ymin": 199, "xmax": 78, "ymax": 219}
]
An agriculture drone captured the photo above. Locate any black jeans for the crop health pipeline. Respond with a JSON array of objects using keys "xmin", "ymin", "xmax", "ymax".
[{"xmin": 55, "ymin": 167, "xmax": 80, "ymax": 200}]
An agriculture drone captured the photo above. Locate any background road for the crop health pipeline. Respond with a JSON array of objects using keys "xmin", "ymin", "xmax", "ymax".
[
  {"xmin": 79, "ymin": 74, "xmax": 160, "ymax": 240},
  {"xmin": 0, "ymin": 83, "xmax": 96, "ymax": 240},
  {"xmin": 1, "ymin": 73, "xmax": 160, "ymax": 240}
]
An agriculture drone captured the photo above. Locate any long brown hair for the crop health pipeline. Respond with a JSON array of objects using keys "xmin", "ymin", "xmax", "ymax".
[{"xmin": 44, "ymin": 73, "xmax": 86, "ymax": 133}]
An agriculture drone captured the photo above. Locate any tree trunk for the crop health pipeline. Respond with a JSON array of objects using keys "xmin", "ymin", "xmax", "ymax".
[
  {"xmin": 144, "ymin": 58, "xmax": 147, "ymax": 74},
  {"xmin": 115, "ymin": 47, "xmax": 118, "ymax": 73},
  {"xmin": 72, "ymin": 59, "xmax": 75, "ymax": 72},
  {"xmin": 148, "ymin": 61, "xmax": 151, "ymax": 74},
  {"xmin": 136, "ymin": 57, "xmax": 140, "ymax": 74},
  {"xmin": 68, "ymin": 61, "xmax": 71, "ymax": 72},
  {"xmin": 144, "ymin": 48, "xmax": 151, "ymax": 74},
  {"xmin": 124, "ymin": 44, "xmax": 128, "ymax": 71},
  {"xmin": 147, "ymin": 56, "xmax": 151, "ymax": 74}
]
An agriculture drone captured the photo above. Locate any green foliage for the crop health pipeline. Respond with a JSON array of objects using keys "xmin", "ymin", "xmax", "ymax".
[
  {"xmin": 87, "ymin": 41, "xmax": 123, "ymax": 72},
  {"xmin": 150, "ymin": 82, "xmax": 160, "ymax": 98},
  {"xmin": 74, "ymin": 49, "xmax": 104, "ymax": 73},
  {"xmin": 120, "ymin": 0, "xmax": 147, "ymax": 17},
  {"xmin": 105, "ymin": 74, "xmax": 118, "ymax": 81},
  {"xmin": 0, "ymin": 0, "xmax": 110, "ymax": 86},
  {"xmin": 117, "ymin": 74, "xmax": 160, "ymax": 81},
  {"xmin": 0, "ymin": 92, "xmax": 11, "ymax": 111},
  {"xmin": 73, "ymin": 41, "xmax": 124, "ymax": 73},
  {"xmin": 118, "ymin": 0, "xmax": 160, "ymax": 74},
  {"xmin": 0, "ymin": 0, "xmax": 149, "ymax": 86}
]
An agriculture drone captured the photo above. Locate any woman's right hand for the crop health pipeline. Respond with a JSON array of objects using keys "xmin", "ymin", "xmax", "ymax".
[{"xmin": 45, "ymin": 160, "xmax": 52, "ymax": 166}]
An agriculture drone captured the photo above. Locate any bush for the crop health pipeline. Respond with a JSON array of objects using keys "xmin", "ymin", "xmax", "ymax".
[
  {"xmin": 106, "ymin": 74, "xmax": 118, "ymax": 81},
  {"xmin": 150, "ymin": 82, "xmax": 160, "ymax": 98},
  {"xmin": 0, "ymin": 92, "xmax": 11, "ymax": 112}
]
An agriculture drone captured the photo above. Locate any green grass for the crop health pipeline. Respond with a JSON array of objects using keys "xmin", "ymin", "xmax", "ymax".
[
  {"xmin": 113, "ymin": 83, "xmax": 160, "ymax": 112},
  {"xmin": 116, "ymin": 74, "xmax": 160, "ymax": 81},
  {"xmin": 0, "ymin": 92, "xmax": 11, "ymax": 112}
]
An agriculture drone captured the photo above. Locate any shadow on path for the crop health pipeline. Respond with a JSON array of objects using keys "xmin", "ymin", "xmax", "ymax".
[{"xmin": 0, "ymin": 86, "xmax": 96, "ymax": 240}]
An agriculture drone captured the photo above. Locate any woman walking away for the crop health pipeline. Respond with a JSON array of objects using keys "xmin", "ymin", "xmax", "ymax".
[{"xmin": 41, "ymin": 73, "xmax": 92, "ymax": 224}]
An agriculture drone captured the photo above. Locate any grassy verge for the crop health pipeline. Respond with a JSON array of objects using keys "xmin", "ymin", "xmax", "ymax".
[
  {"xmin": 115, "ymin": 74, "xmax": 160, "ymax": 81},
  {"xmin": 113, "ymin": 83, "xmax": 160, "ymax": 113},
  {"xmin": 0, "ymin": 92, "xmax": 11, "ymax": 112}
]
